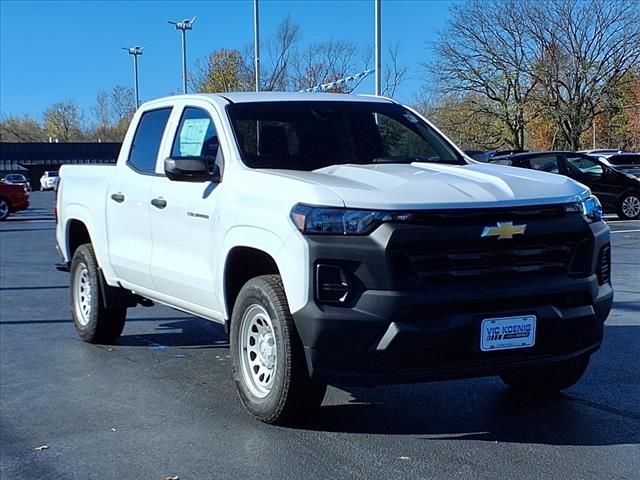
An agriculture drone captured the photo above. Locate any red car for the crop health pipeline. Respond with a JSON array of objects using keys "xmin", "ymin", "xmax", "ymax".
[{"xmin": 0, "ymin": 182, "xmax": 30, "ymax": 221}]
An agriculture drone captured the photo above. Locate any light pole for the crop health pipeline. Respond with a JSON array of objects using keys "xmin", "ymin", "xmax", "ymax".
[
  {"xmin": 122, "ymin": 46, "xmax": 144, "ymax": 107},
  {"xmin": 254, "ymin": 0, "xmax": 260, "ymax": 92},
  {"xmin": 374, "ymin": 0, "xmax": 381, "ymax": 96},
  {"xmin": 168, "ymin": 16, "xmax": 196, "ymax": 94}
]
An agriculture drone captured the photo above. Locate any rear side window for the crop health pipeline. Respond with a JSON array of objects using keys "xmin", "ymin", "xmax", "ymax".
[
  {"xmin": 529, "ymin": 155, "xmax": 559, "ymax": 173},
  {"xmin": 128, "ymin": 108, "xmax": 172, "ymax": 173}
]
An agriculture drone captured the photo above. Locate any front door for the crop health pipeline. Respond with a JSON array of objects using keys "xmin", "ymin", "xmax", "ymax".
[{"xmin": 148, "ymin": 105, "xmax": 225, "ymax": 316}]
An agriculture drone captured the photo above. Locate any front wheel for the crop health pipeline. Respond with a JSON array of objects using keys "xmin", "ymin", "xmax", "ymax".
[
  {"xmin": 70, "ymin": 244, "xmax": 127, "ymax": 344},
  {"xmin": 500, "ymin": 355, "xmax": 590, "ymax": 396},
  {"xmin": 617, "ymin": 192, "xmax": 640, "ymax": 219},
  {"xmin": 230, "ymin": 275, "xmax": 327, "ymax": 424},
  {"xmin": 0, "ymin": 198, "xmax": 10, "ymax": 221}
]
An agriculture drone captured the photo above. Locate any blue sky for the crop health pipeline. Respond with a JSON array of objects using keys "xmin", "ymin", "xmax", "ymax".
[{"xmin": 0, "ymin": 0, "xmax": 455, "ymax": 119}]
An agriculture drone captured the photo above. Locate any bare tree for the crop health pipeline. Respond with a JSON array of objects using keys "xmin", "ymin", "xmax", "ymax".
[
  {"xmin": 291, "ymin": 40, "xmax": 362, "ymax": 92},
  {"xmin": 526, "ymin": 0, "xmax": 640, "ymax": 149},
  {"xmin": 110, "ymin": 85, "xmax": 136, "ymax": 123},
  {"xmin": 44, "ymin": 100, "xmax": 83, "ymax": 142},
  {"xmin": 0, "ymin": 115, "xmax": 45, "ymax": 142},
  {"xmin": 382, "ymin": 43, "xmax": 407, "ymax": 98},
  {"xmin": 263, "ymin": 15, "xmax": 302, "ymax": 91},
  {"xmin": 429, "ymin": 0, "xmax": 537, "ymax": 149}
]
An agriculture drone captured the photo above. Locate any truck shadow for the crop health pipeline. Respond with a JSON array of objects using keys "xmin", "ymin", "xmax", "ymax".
[
  {"xmin": 117, "ymin": 317, "xmax": 229, "ymax": 349},
  {"xmin": 300, "ymin": 324, "xmax": 640, "ymax": 447}
]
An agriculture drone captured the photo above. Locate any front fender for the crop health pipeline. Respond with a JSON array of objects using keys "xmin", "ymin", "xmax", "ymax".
[{"xmin": 219, "ymin": 226, "xmax": 309, "ymax": 319}]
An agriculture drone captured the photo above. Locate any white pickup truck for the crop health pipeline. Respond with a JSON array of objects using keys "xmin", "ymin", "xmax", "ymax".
[{"xmin": 56, "ymin": 93, "xmax": 613, "ymax": 424}]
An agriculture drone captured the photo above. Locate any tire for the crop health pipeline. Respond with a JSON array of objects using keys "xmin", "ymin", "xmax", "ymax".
[
  {"xmin": 230, "ymin": 274, "xmax": 327, "ymax": 424},
  {"xmin": 617, "ymin": 192, "xmax": 640, "ymax": 219},
  {"xmin": 0, "ymin": 198, "xmax": 10, "ymax": 221},
  {"xmin": 500, "ymin": 355, "xmax": 590, "ymax": 397},
  {"xmin": 70, "ymin": 244, "xmax": 127, "ymax": 344}
]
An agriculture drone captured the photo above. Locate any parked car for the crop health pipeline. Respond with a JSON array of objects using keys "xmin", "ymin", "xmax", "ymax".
[
  {"xmin": 56, "ymin": 93, "xmax": 612, "ymax": 424},
  {"xmin": 40, "ymin": 170, "xmax": 59, "ymax": 191},
  {"xmin": 2, "ymin": 173, "xmax": 31, "ymax": 191},
  {"xmin": 601, "ymin": 153, "xmax": 640, "ymax": 178},
  {"xmin": 464, "ymin": 150, "xmax": 490, "ymax": 162},
  {"xmin": 490, "ymin": 151, "xmax": 640, "ymax": 219},
  {"xmin": 0, "ymin": 181, "xmax": 30, "ymax": 220}
]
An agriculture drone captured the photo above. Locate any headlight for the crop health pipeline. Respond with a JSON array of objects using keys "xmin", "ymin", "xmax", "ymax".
[
  {"xmin": 567, "ymin": 195, "xmax": 603, "ymax": 222},
  {"xmin": 291, "ymin": 204, "xmax": 404, "ymax": 235}
]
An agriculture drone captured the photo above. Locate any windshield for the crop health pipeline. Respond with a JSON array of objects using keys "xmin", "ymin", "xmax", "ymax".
[
  {"xmin": 6, "ymin": 175, "xmax": 24, "ymax": 181},
  {"xmin": 227, "ymin": 101, "xmax": 464, "ymax": 171}
]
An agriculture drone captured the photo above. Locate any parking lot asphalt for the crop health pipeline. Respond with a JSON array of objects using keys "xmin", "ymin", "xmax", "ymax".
[{"xmin": 1, "ymin": 192, "xmax": 639, "ymax": 480}]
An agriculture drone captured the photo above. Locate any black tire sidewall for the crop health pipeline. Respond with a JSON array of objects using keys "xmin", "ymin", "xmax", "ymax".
[
  {"xmin": 0, "ymin": 199, "xmax": 9, "ymax": 221},
  {"xmin": 70, "ymin": 245, "xmax": 103, "ymax": 342},
  {"xmin": 230, "ymin": 277, "xmax": 292, "ymax": 421}
]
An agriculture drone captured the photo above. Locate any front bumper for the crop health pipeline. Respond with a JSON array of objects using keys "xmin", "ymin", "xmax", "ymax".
[{"xmin": 292, "ymin": 213, "xmax": 613, "ymax": 386}]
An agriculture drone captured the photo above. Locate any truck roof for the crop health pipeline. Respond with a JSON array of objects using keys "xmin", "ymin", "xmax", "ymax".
[
  {"xmin": 143, "ymin": 92, "xmax": 395, "ymax": 107},
  {"xmin": 215, "ymin": 92, "xmax": 394, "ymax": 104}
]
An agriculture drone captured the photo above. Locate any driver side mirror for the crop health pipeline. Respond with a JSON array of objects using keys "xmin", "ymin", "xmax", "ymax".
[{"xmin": 164, "ymin": 157, "xmax": 221, "ymax": 183}]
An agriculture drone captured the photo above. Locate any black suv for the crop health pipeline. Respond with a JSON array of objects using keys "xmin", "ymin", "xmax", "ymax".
[{"xmin": 490, "ymin": 151, "xmax": 640, "ymax": 219}]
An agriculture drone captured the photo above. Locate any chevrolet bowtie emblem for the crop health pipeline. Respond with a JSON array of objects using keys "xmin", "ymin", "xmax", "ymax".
[{"xmin": 481, "ymin": 221, "xmax": 527, "ymax": 240}]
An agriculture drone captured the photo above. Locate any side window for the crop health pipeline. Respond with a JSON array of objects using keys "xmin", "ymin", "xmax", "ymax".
[
  {"xmin": 172, "ymin": 107, "xmax": 219, "ymax": 159},
  {"xmin": 529, "ymin": 155, "xmax": 559, "ymax": 173},
  {"xmin": 128, "ymin": 108, "xmax": 172, "ymax": 173},
  {"xmin": 566, "ymin": 156, "xmax": 603, "ymax": 175}
]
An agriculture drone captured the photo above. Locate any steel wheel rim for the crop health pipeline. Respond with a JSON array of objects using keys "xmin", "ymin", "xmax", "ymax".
[
  {"xmin": 622, "ymin": 196, "xmax": 640, "ymax": 218},
  {"xmin": 238, "ymin": 304, "xmax": 277, "ymax": 399},
  {"xmin": 0, "ymin": 200, "xmax": 8, "ymax": 219},
  {"xmin": 73, "ymin": 263, "xmax": 92, "ymax": 326}
]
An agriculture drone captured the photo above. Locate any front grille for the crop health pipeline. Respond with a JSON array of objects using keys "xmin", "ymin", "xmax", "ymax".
[
  {"xmin": 404, "ymin": 242, "xmax": 580, "ymax": 281},
  {"xmin": 389, "ymin": 209, "xmax": 591, "ymax": 286}
]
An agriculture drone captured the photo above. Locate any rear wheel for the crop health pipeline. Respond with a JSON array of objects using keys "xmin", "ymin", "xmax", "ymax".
[
  {"xmin": 230, "ymin": 275, "xmax": 327, "ymax": 424},
  {"xmin": 70, "ymin": 244, "xmax": 127, "ymax": 344},
  {"xmin": 0, "ymin": 198, "xmax": 10, "ymax": 221},
  {"xmin": 617, "ymin": 192, "xmax": 640, "ymax": 219},
  {"xmin": 500, "ymin": 355, "xmax": 590, "ymax": 396}
]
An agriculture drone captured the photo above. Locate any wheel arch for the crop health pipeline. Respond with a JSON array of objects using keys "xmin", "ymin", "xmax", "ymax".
[
  {"xmin": 223, "ymin": 246, "xmax": 280, "ymax": 322},
  {"xmin": 66, "ymin": 218, "xmax": 93, "ymax": 259}
]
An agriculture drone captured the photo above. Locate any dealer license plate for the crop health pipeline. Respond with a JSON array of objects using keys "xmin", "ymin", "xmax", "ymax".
[{"xmin": 480, "ymin": 315, "xmax": 536, "ymax": 352}]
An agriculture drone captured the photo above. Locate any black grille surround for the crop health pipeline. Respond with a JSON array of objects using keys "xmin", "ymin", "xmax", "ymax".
[{"xmin": 388, "ymin": 209, "xmax": 592, "ymax": 288}]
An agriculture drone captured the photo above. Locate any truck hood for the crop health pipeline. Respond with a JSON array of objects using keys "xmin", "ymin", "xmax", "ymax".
[{"xmin": 268, "ymin": 162, "xmax": 589, "ymax": 210}]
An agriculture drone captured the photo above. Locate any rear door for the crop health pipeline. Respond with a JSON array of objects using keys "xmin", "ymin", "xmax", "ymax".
[
  {"xmin": 148, "ymin": 103, "xmax": 225, "ymax": 316},
  {"xmin": 106, "ymin": 107, "xmax": 172, "ymax": 289}
]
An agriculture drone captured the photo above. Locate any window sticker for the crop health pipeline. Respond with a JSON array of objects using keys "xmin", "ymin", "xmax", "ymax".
[{"xmin": 179, "ymin": 118, "xmax": 210, "ymax": 156}]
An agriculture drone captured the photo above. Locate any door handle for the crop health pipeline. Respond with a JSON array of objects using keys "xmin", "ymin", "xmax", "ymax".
[
  {"xmin": 151, "ymin": 198, "xmax": 167, "ymax": 209},
  {"xmin": 110, "ymin": 193, "xmax": 125, "ymax": 203}
]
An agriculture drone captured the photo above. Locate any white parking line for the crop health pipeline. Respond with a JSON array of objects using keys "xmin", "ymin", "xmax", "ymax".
[{"xmin": 610, "ymin": 229, "xmax": 640, "ymax": 233}]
